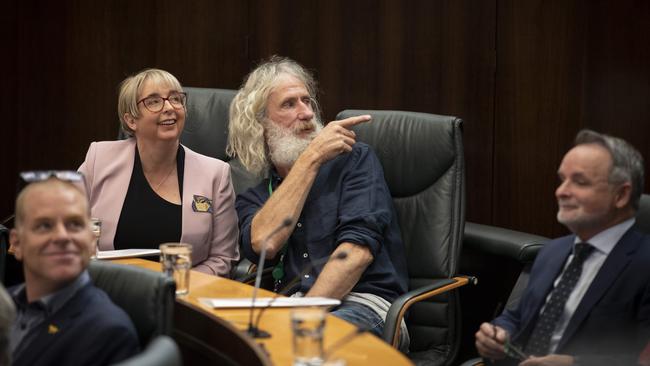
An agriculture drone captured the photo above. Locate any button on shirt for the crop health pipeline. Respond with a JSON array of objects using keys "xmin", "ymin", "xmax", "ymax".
[
  {"xmin": 236, "ymin": 143, "xmax": 408, "ymax": 302},
  {"xmin": 10, "ymin": 271, "xmax": 91, "ymax": 355},
  {"xmin": 546, "ymin": 218, "xmax": 635, "ymax": 353}
]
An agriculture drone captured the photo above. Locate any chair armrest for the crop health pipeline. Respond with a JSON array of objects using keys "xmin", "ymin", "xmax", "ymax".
[
  {"xmin": 231, "ymin": 258, "xmax": 275, "ymax": 285},
  {"xmin": 231, "ymin": 258, "xmax": 256, "ymax": 282},
  {"xmin": 383, "ymin": 276, "xmax": 476, "ymax": 347},
  {"xmin": 464, "ymin": 222, "xmax": 548, "ymax": 264}
]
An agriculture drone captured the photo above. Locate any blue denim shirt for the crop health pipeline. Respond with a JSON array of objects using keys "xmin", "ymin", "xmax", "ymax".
[{"xmin": 236, "ymin": 143, "xmax": 408, "ymax": 302}]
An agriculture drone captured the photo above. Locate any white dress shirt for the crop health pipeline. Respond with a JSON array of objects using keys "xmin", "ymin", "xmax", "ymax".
[{"xmin": 547, "ymin": 218, "xmax": 635, "ymax": 353}]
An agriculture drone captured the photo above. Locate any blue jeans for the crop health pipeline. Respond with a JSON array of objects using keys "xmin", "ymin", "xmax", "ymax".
[{"xmin": 330, "ymin": 301, "xmax": 384, "ymax": 338}]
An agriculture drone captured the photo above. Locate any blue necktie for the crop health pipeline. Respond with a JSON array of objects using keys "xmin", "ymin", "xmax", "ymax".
[{"xmin": 524, "ymin": 243, "xmax": 594, "ymax": 356}]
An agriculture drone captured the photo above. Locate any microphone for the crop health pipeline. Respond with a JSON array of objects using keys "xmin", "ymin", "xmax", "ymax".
[
  {"xmin": 247, "ymin": 217, "xmax": 293, "ymax": 338},
  {"xmin": 251, "ymin": 251, "xmax": 349, "ymax": 337}
]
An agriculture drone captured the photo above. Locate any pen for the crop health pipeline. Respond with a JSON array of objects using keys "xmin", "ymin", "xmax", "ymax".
[{"xmin": 490, "ymin": 302, "xmax": 528, "ymax": 361}]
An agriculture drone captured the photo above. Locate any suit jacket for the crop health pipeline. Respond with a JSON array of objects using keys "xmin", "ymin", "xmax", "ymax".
[
  {"xmin": 79, "ymin": 139, "xmax": 240, "ymax": 276},
  {"xmin": 12, "ymin": 282, "xmax": 139, "ymax": 366},
  {"xmin": 495, "ymin": 226, "xmax": 650, "ymax": 365}
]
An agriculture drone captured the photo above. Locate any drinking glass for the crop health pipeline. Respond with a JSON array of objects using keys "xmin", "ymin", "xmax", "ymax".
[
  {"xmin": 291, "ymin": 307, "xmax": 326, "ymax": 366},
  {"xmin": 160, "ymin": 243, "xmax": 192, "ymax": 296},
  {"xmin": 90, "ymin": 218, "xmax": 101, "ymax": 259}
]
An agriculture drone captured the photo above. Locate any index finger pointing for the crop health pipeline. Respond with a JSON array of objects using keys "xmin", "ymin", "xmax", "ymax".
[{"xmin": 335, "ymin": 114, "xmax": 371, "ymax": 128}]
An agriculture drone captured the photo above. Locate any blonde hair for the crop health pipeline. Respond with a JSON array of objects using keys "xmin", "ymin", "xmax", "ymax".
[
  {"xmin": 227, "ymin": 56, "xmax": 320, "ymax": 176},
  {"xmin": 118, "ymin": 68, "xmax": 183, "ymax": 137}
]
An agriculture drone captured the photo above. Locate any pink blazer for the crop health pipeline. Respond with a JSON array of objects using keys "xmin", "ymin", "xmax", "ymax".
[{"xmin": 78, "ymin": 139, "xmax": 239, "ymax": 276}]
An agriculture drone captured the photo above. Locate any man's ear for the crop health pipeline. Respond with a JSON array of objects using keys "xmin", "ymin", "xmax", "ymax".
[
  {"xmin": 614, "ymin": 182, "xmax": 632, "ymax": 209},
  {"xmin": 124, "ymin": 113, "xmax": 137, "ymax": 132},
  {"xmin": 9, "ymin": 229, "xmax": 22, "ymax": 262}
]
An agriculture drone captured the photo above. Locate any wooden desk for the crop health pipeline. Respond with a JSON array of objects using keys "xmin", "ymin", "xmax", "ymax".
[{"xmin": 114, "ymin": 258, "xmax": 413, "ymax": 366}]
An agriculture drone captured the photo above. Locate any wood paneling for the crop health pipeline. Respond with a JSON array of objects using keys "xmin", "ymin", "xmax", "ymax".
[
  {"xmin": 494, "ymin": 0, "xmax": 650, "ymax": 237},
  {"xmin": 2, "ymin": 1, "xmax": 68, "ymax": 220},
  {"xmin": 493, "ymin": 0, "xmax": 588, "ymax": 236},
  {"xmin": 581, "ymin": 0, "xmax": 650, "ymax": 193},
  {"xmin": 1, "ymin": 0, "xmax": 250, "ymax": 219},
  {"xmin": 3, "ymin": 1, "xmax": 650, "ymax": 364},
  {"xmin": 247, "ymin": 0, "xmax": 496, "ymax": 224},
  {"xmin": 2, "ymin": 0, "xmax": 650, "ymax": 241}
]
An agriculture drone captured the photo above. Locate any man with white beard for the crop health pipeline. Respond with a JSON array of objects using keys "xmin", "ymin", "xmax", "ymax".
[{"xmin": 228, "ymin": 56, "xmax": 409, "ymax": 348}]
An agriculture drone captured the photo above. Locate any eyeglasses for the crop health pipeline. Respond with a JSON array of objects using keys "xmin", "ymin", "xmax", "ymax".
[
  {"xmin": 18, "ymin": 170, "xmax": 86, "ymax": 194},
  {"xmin": 20, "ymin": 170, "xmax": 84, "ymax": 184},
  {"xmin": 3, "ymin": 171, "xmax": 88, "ymax": 226},
  {"xmin": 137, "ymin": 92, "xmax": 187, "ymax": 113}
]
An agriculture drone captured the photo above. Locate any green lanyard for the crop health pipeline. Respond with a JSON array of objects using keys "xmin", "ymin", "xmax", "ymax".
[{"xmin": 268, "ymin": 179, "xmax": 289, "ymax": 287}]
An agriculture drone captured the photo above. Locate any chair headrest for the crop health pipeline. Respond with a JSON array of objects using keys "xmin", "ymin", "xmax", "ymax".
[
  {"xmin": 337, "ymin": 109, "xmax": 463, "ymax": 197},
  {"xmin": 181, "ymin": 87, "xmax": 237, "ymax": 161}
]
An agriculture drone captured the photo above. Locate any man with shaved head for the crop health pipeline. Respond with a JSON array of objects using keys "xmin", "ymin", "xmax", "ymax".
[{"xmin": 9, "ymin": 176, "xmax": 139, "ymax": 366}]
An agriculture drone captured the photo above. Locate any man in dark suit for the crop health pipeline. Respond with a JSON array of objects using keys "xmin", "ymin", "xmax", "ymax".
[
  {"xmin": 8, "ymin": 175, "xmax": 139, "ymax": 366},
  {"xmin": 475, "ymin": 129, "xmax": 650, "ymax": 365}
]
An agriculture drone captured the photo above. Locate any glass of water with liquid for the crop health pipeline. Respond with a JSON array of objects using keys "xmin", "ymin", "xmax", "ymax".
[
  {"xmin": 159, "ymin": 243, "xmax": 192, "ymax": 296},
  {"xmin": 90, "ymin": 218, "xmax": 101, "ymax": 259}
]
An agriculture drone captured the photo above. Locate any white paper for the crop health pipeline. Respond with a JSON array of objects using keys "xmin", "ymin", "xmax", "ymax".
[
  {"xmin": 97, "ymin": 249, "xmax": 161, "ymax": 260},
  {"xmin": 199, "ymin": 297, "xmax": 341, "ymax": 309}
]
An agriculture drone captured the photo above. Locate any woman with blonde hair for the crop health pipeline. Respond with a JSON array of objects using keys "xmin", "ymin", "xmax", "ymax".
[{"xmin": 79, "ymin": 68, "xmax": 239, "ymax": 276}]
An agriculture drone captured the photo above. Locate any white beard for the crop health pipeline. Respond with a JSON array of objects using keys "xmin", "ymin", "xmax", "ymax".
[{"xmin": 265, "ymin": 118, "xmax": 323, "ymax": 168}]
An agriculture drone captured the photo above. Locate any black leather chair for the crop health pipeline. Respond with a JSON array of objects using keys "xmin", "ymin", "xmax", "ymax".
[
  {"xmin": 464, "ymin": 223, "xmax": 548, "ymax": 309},
  {"xmin": 87, "ymin": 261, "xmax": 175, "ymax": 348},
  {"xmin": 458, "ymin": 223, "xmax": 548, "ymax": 365},
  {"xmin": 180, "ymin": 87, "xmax": 234, "ymax": 161},
  {"xmin": 114, "ymin": 335, "xmax": 182, "ymax": 366},
  {"xmin": 181, "ymin": 87, "xmax": 260, "ymax": 194},
  {"xmin": 1, "ymin": 219, "xmax": 26, "ymax": 287},
  {"xmin": 182, "ymin": 87, "xmax": 261, "ymax": 280},
  {"xmin": 336, "ymin": 110, "xmax": 471, "ymax": 366},
  {"xmin": 0, "ymin": 225, "xmax": 8, "ymax": 284}
]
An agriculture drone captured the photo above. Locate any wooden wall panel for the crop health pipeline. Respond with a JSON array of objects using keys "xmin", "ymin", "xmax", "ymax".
[
  {"xmin": 3, "ymin": 0, "xmax": 650, "ymax": 240},
  {"xmin": 494, "ymin": 0, "xmax": 650, "ymax": 237},
  {"xmin": 1, "ymin": 1, "xmax": 250, "ymax": 220},
  {"xmin": 2, "ymin": 1, "xmax": 68, "ymax": 220},
  {"xmin": 494, "ymin": 0, "xmax": 588, "ymax": 237},
  {"xmin": 247, "ymin": 0, "xmax": 496, "ymax": 224},
  {"xmin": 581, "ymin": 0, "xmax": 650, "ymax": 187}
]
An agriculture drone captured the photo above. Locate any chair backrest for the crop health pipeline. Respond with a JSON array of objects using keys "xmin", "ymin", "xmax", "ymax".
[
  {"xmin": 181, "ymin": 87, "xmax": 236, "ymax": 161},
  {"xmin": 88, "ymin": 261, "xmax": 175, "ymax": 347},
  {"xmin": 337, "ymin": 110, "xmax": 465, "ymax": 360},
  {"xmin": 113, "ymin": 335, "xmax": 182, "ymax": 366},
  {"xmin": 0, "ymin": 225, "xmax": 7, "ymax": 284},
  {"xmin": 184, "ymin": 87, "xmax": 263, "ymax": 193}
]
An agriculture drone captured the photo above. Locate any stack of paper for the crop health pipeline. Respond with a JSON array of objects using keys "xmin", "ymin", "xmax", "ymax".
[{"xmin": 199, "ymin": 297, "xmax": 341, "ymax": 309}]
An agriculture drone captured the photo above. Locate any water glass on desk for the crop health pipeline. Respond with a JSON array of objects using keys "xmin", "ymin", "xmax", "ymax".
[
  {"xmin": 291, "ymin": 307, "xmax": 326, "ymax": 366},
  {"xmin": 90, "ymin": 218, "xmax": 101, "ymax": 259},
  {"xmin": 160, "ymin": 243, "xmax": 192, "ymax": 296}
]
